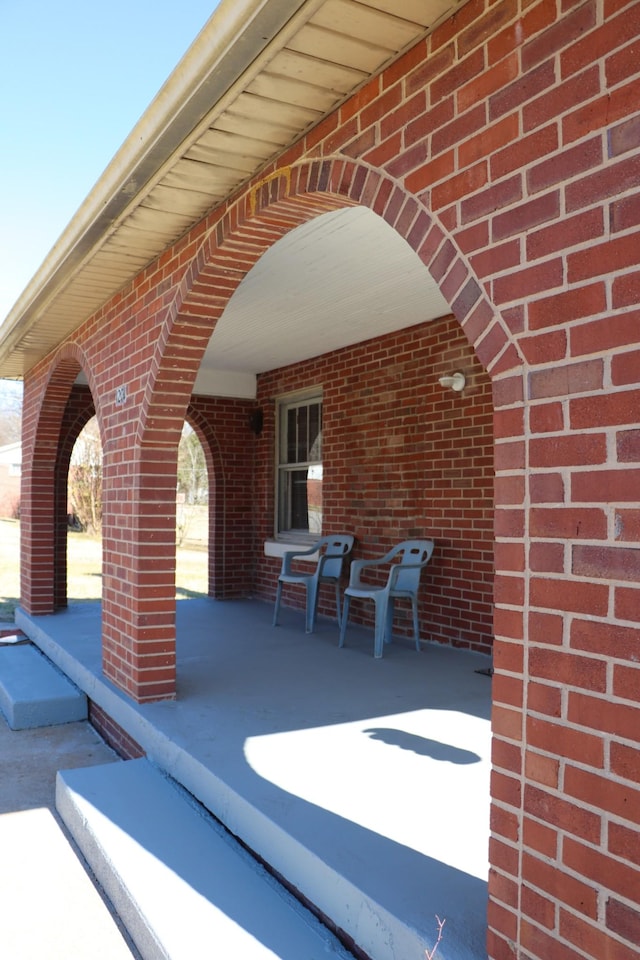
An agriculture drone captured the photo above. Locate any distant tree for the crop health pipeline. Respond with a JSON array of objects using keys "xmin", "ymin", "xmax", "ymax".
[
  {"xmin": 177, "ymin": 424, "xmax": 208, "ymax": 505},
  {"xmin": 66, "ymin": 419, "xmax": 206, "ymax": 539},
  {"xmin": 68, "ymin": 418, "xmax": 102, "ymax": 534},
  {"xmin": 0, "ymin": 379, "xmax": 22, "ymax": 446},
  {"xmin": 176, "ymin": 424, "xmax": 208, "ymax": 546}
]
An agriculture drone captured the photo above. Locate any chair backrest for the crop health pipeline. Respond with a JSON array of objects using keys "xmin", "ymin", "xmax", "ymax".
[
  {"xmin": 319, "ymin": 534, "xmax": 355, "ymax": 580},
  {"xmin": 390, "ymin": 539, "xmax": 434, "ymax": 593}
]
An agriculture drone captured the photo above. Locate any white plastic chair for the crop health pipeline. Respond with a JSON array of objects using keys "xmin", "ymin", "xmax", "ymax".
[
  {"xmin": 272, "ymin": 535, "xmax": 355, "ymax": 633},
  {"xmin": 339, "ymin": 539, "xmax": 435, "ymax": 658}
]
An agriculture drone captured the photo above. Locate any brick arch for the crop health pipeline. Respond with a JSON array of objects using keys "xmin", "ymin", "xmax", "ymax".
[
  {"xmin": 153, "ymin": 159, "xmax": 515, "ymax": 956},
  {"xmin": 121, "ymin": 155, "xmax": 523, "ymax": 701},
  {"xmin": 22, "ymin": 343, "xmax": 100, "ymax": 614},
  {"xmin": 141, "ymin": 157, "xmax": 523, "ymax": 446},
  {"xmin": 43, "ymin": 342, "xmax": 105, "ymax": 434}
]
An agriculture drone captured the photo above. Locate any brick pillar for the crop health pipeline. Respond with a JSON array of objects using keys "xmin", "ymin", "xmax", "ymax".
[
  {"xmin": 20, "ymin": 365, "xmax": 81, "ymax": 615},
  {"xmin": 101, "ymin": 444, "xmax": 178, "ymax": 702},
  {"xmin": 188, "ymin": 396, "xmax": 255, "ymax": 599},
  {"xmin": 20, "ymin": 448, "xmax": 57, "ymax": 615}
]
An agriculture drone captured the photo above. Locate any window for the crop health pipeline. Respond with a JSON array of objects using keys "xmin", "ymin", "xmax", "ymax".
[{"xmin": 277, "ymin": 392, "xmax": 322, "ymax": 538}]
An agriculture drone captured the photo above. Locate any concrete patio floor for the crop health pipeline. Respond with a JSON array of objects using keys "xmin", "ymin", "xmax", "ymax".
[{"xmin": 17, "ymin": 598, "xmax": 492, "ymax": 960}]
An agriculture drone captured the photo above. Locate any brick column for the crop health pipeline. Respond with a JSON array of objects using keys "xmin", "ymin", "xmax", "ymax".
[{"xmin": 101, "ymin": 444, "xmax": 178, "ymax": 702}]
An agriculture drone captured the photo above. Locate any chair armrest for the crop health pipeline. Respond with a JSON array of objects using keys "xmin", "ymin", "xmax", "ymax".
[
  {"xmin": 348, "ymin": 556, "xmax": 389, "ymax": 588},
  {"xmin": 317, "ymin": 552, "xmax": 339, "ymax": 576},
  {"xmin": 387, "ymin": 561, "xmax": 427, "ymax": 588},
  {"xmin": 280, "ymin": 544, "xmax": 318, "ymax": 576}
]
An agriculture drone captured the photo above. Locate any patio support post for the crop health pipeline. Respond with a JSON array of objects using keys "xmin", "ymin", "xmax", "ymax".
[
  {"xmin": 20, "ymin": 367, "xmax": 78, "ymax": 616},
  {"xmin": 101, "ymin": 443, "xmax": 178, "ymax": 703}
]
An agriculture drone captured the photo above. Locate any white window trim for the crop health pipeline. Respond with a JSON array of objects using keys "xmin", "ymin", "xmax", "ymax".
[
  {"xmin": 264, "ymin": 540, "xmax": 319, "ymax": 561},
  {"xmin": 272, "ymin": 387, "xmax": 322, "ymax": 543}
]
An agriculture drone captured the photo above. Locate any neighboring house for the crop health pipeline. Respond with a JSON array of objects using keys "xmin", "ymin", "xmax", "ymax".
[
  {"xmin": 0, "ymin": 2, "xmax": 639, "ymax": 959},
  {"xmin": 0, "ymin": 441, "xmax": 21, "ymax": 518},
  {"xmin": 0, "ymin": 440, "xmax": 81, "ymax": 524}
]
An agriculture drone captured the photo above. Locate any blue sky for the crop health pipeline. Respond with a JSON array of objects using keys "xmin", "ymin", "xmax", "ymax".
[{"xmin": 0, "ymin": 1, "xmax": 219, "ymax": 325}]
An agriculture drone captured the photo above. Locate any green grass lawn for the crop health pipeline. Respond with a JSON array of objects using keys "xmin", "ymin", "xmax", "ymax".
[{"xmin": 0, "ymin": 517, "xmax": 208, "ymax": 622}]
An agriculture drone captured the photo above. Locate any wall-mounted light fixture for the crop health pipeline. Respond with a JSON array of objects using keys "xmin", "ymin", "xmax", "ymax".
[
  {"xmin": 248, "ymin": 408, "xmax": 264, "ymax": 435},
  {"xmin": 438, "ymin": 371, "xmax": 466, "ymax": 392}
]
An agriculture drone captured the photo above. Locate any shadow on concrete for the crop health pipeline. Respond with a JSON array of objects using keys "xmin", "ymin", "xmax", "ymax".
[
  {"xmin": 19, "ymin": 597, "xmax": 492, "ymax": 960},
  {"xmin": 364, "ymin": 727, "xmax": 482, "ymax": 764}
]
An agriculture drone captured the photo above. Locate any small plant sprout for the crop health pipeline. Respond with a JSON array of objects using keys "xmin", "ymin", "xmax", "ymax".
[{"xmin": 425, "ymin": 915, "xmax": 445, "ymax": 960}]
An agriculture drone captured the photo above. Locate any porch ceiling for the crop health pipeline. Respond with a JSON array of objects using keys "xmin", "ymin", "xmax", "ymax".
[
  {"xmin": 195, "ymin": 206, "xmax": 451, "ymax": 398},
  {"xmin": 0, "ymin": 0, "xmax": 468, "ymax": 381}
]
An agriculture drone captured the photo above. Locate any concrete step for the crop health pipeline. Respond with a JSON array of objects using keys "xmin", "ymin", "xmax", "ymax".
[
  {"xmin": 0, "ymin": 644, "xmax": 87, "ymax": 729},
  {"xmin": 56, "ymin": 758, "xmax": 355, "ymax": 960}
]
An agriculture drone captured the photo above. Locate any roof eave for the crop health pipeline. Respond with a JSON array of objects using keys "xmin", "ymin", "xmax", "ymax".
[{"xmin": 0, "ymin": 0, "xmax": 314, "ymax": 376}]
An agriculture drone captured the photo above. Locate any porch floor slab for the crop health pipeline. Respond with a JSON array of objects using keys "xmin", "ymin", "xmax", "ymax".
[
  {"xmin": 58, "ymin": 757, "xmax": 356, "ymax": 960},
  {"xmin": 18, "ymin": 598, "xmax": 492, "ymax": 960},
  {"xmin": 0, "ymin": 643, "xmax": 87, "ymax": 729}
]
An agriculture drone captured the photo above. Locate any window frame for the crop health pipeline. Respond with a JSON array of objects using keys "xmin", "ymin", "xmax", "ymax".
[{"xmin": 274, "ymin": 388, "xmax": 323, "ymax": 542}]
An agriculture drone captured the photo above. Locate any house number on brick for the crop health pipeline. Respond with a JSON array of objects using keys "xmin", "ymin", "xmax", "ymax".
[{"xmin": 115, "ymin": 385, "xmax": 127, "ymax": 406}]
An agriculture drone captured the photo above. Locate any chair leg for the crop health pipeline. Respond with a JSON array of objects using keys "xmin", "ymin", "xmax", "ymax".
[
  {"xmin": 334, "ymin": 580, "xmax": 342, "ymax": 628},
  {"xmin": 272, "ymin": 580, "xmax": 283, "ymax": 627},
  {"xmin": 339, "ymin": 595, "xmax": 351, "ymax": 647},
  {"xmin": 373, "ymin": 597, "xmax": 388, "ymax": 659},
  {"xmin": 412, "ymin": 598, "xmax": 421, "ymax": 652},
  {"xmin": 306, "ymin": 580, "xmax": 319, "ymax": 633},
  {"xmin": 384, "ymin": 598, "xmax": 394, "ymax": 645}
]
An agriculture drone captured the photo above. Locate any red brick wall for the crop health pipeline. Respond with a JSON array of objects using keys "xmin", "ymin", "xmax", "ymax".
[
  {"xmin": 17, "ymin": 1, "xmax": 640, "ymax": 956},
  {"xmin": 255, "ymin": 315, "xmax": 494, "ymax": 654},
  {"xmin": 187, "ymin": 395, "xmax": 255, "ymax": 598},
  {"xmin": 21, "ymin": 356, "xmax": 84, "ymax": 615},
  {"xmin": 89, "ymin": 702, "xmax": 145, "ymax": 760}
]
